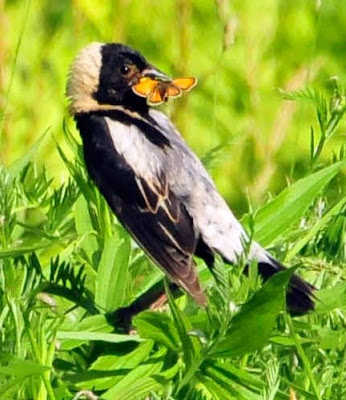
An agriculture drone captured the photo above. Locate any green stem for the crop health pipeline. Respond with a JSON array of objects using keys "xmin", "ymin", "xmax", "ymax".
[
  {"xmin": 25, "ymin": 316, "xmax": 56, "ymax": 400},
  {"xmin": 7, "ymin": 297, "xmax": 22, "ymax": 357},
  {"xmin": 284, "ymin": 314, "xmax": 322, "ymax": 400},
  {"xmin": 337, "ymin": 345, "xmax": 346, "ymax": 386},
  {"xmin": 312, "ymin": 111, "xmax": 343, "ymax": 165}
]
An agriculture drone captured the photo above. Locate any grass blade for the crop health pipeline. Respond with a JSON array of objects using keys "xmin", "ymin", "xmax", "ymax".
[{"xmin": 243, "ymin": 161, "xmax": 346, "ymax": 246}]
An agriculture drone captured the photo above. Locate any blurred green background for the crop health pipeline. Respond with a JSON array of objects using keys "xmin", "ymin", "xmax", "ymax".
[{"xmin": 1, "ymin": 0, "xmax": 345, "ymax": 214}]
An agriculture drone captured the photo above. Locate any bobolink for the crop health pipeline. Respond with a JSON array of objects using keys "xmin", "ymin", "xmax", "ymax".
[{"xmin": 66, "ymin": 43, "xmax": 314, "ymax": 315}]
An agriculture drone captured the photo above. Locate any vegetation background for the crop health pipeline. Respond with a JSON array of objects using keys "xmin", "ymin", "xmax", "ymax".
[{"xmin": 0, "ymin": 0, "xmax": 345, "ymax": 399}]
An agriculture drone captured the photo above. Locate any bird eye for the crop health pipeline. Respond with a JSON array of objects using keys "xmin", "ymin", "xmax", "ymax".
[{"xmin": 120, "ymin": 65, "xmax": 131, "ymax": 75}]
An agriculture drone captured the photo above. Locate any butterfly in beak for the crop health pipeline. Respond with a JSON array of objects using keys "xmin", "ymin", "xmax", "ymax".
[{"xmin": 132, "ymin": 76, "xmax": 197, "ymax": 105}]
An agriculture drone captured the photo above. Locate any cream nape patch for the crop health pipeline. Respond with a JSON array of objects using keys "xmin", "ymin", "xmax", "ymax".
[{"xmin": 66, "ymin": 42, "xmax": 104, "ymax": 114}]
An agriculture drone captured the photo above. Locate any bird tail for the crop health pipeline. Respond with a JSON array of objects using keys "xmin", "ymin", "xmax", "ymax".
[{"xmin": 256, "ymin": 252, "xmax": 315, "ymax": 315}]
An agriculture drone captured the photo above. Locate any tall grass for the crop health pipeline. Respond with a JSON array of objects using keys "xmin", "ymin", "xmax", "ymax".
[{"xmin": 1, "ymin": 0, "xmax": 345, "ymax": 209}]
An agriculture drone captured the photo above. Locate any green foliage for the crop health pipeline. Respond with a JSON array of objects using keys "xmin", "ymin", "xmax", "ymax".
[
  {"xmin": 242, "ymin": 161, "xmax": 346, "ymax": 247},
  {"xmin": 209, "ymin": 268, "xmax": 294, "ymax": 358},
  {"xmin": 2, "ymin": 0, "xmax": 346, "ymax": 212},
  {"xmin": 95, "ymin": 232, "xmax": 131, "ymax": 311},
  {"xmin": 279, "ymin": 80, "xmax": 346, "ymax": 168},
  {"xmin": 2, "ymin": 125, "xmax": 344, "ymax": 398},
  {"xmin": 0, "ymin": 1, "xmax": 346, "ymax": 399}
]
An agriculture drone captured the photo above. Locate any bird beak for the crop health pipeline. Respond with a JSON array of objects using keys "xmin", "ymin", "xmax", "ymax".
[{"xmin": 140, "ymin": 66, "xmax": 171, "ymax": 82}]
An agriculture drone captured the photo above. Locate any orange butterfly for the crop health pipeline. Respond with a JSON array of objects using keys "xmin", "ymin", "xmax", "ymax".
[{"xmin": 132, "ymin": 76, "xmax": 197, "ymax": 105}]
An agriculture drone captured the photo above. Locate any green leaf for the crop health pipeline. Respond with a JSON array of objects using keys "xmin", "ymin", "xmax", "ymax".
[
  {"xmin": 278, "ymin": 87, "xmax": 323, "ymax": 105},
  {"xmin": 56, "ymin": 141, "xmax": 95, "ymax": 203},
  {"xmin": 165, "ymin": 281, "xmax": 204, "ymax": 394},
  {"xmin": 8, "ymin": 128, "xmax": 50, "ymax": 177},
  {"xmin": 315, "ymin": 282, "xmax": 346, "ymax": 314},
  {"xmin": 210, "ymin": 268, "xmax": 294, "ymax": 358},
  {"xmin": 70, "ymin": 340, "xmax": 153, "ymax": 390},
  {"xmin": 243, "ymin": 161, "xmax": 346, "ymax": 246},
  {"xmin": 75, "ymin": 195, "xmax": 99, "ymax": 265},
  {"xmin": 133, "ymin": 311, "xmax": 180, "ymax": 351},
  {"xmin": 59, "ymin": 315, "xmax": 113, "ymax": 350},
  {"xmin": 57, "ymin": 331, "xmax": 143, "ymax": 343},
  {"xmin": 201, "ymin": 360, "xmax": 265, "ymax": 391},
  {"xmin": 0, "ymin": 378, "xmax": 24, "ymax": 400},
  {"xmin": 285, "ymin": 195, "xmax": 346, "ymax": 260},
  {"xmin": 102, "ymin": 348, "xmax": 165, "ymax": 400},
  {"xmin": 269, "ymin": 335, "xmax": 315, "ymax": 347},
  {"xmin": 0, "ymin": 358, "xmax": 49, "ymax": 378},
  {"xmin": 318, "ymin": 328, "xmax": 346, "ymax": 350},
  {"xmin": 165, "ymin": 280, "xmax": 201, "ymax": 369},
  {"xmin": 198, "ymin": 371, "xmax": 259, "ymax": 400},
  {"xmin": 0, "ymin": 241, "xmax": 56, "ymax": 259},
  {"xmin": 95, "ymin": 231, "xmax": 131, "ymax": 311}
]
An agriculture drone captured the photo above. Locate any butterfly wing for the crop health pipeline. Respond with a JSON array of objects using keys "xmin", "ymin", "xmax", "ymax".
[
  {"xmin": 148, "ymin": 84, "xmax": 166, "ymax": 105},
  {"xmin": 132, "ymin": 77, "xmax": 158, "ymax": 98},
  {"xmin": 165, "ymin": 83, "xmax": 182, "ymax": 98},
  {"xmin": 172, "ymin": 77, "xmax": 197, "ymax": 92},
  {"xmin": 133, "ymin": 76, "xmax": 197, "ymax": 106}
]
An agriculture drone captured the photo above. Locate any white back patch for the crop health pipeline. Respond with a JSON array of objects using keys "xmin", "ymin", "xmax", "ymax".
[{"xmin": 105, "ymin": 117, "xmax": 164, "ymax": 183}]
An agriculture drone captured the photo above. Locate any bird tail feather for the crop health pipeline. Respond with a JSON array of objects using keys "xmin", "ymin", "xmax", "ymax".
[{"xmin": 257, "ymin": 254, "xmax": 315, "ymax": 315}]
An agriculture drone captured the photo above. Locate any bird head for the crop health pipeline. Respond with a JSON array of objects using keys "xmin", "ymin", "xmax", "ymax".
[{"xmin": 66, "ymin": 42, "xmax": 169, "ymax": 114}]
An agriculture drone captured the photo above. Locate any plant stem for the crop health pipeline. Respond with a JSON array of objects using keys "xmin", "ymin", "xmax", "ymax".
[{"xmin": 284, "ymin": 314, "xmax": 322, "ymax": 400}]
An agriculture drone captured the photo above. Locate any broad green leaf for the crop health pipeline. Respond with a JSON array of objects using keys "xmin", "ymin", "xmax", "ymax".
[
  {"xmin": 133, "ymin": 311, "xmax": 180, "ymax": 351},
  {"xmin": 95, "ymin": 232, "xmax": 131, "ymax": 311},
  {"xmin": 243, "ymin": 161, "xmax": 345, "ymax": 246},
  {"xmin": 198, "ymin": 373, "xmax": 254, "ymax": 400},
  {"xmin": 71, "ymin": 340, "xmax": 153, "ymax": 390},
  {"xmin": 104, "ymin": 374, "xmax": 162, "ymax": 400},
  {"xmin": 102, "ymin": 348, "xmax": 165, "ymax": 400},
  {"xmin": 59, "ymin": 315, "xmax": 113, "ymax": 350},
  {"xmin": 201, "ymin": 360, "xmax": 265, "ymax": 391},
  {"xmin": 315, "ymin": 282, "xmax": 346, "ymax": 314},
  {"xmin": 198, "ymin": 361, "xmax": 274, "ymax": 400},
  {"xmin": 0, "ymin": 358, "xmax": 49, "ymax": 378},
  {"xmin": 0, "ymin": 241, "xmax": 54, "ymax": 259},
  {"xmin": 211, "ymin": 268, "xmax": 294, "ymax": 358},
  {"xmin": 270, "ymin": 336, "xmax": 315, "ymax": 347},
  {"xmin": 57, "ymin": 331, "xmax": 142, "ymax": 343},
  {"xmin": 91, "ymin": 342, "xmax": 152, "ymax": 371},
  {"xmin": 202, "ymin": 362, "xmax": 287, "ymax": 400},
  {"xmin": 318, "ymin": 328, "xmax": 346, "ymax": 350}
]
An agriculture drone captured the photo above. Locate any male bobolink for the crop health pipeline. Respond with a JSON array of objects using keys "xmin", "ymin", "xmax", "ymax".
[{"xmin": 67, "ymin": 43, "xmax": 315, "ymax": 315}]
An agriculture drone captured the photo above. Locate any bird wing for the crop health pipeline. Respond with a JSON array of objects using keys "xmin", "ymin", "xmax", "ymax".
[
  {"xmin": 80, "ymin": 112, "xmax": 206, "ymax": 305},
  {"xmin": 116, "ymin": 175, "xmax": 206, "ymax": 306}
]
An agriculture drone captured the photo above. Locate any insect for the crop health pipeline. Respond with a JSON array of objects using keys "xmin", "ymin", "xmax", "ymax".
[{"xmin": 132, "ymin": 76, "xmax": 197, "ymax": 105}]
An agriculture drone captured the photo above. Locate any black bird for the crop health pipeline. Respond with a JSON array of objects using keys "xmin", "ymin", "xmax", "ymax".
[{"xmin": 66, "ymin": 42, "xmax": 315, "ymax": 315}]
